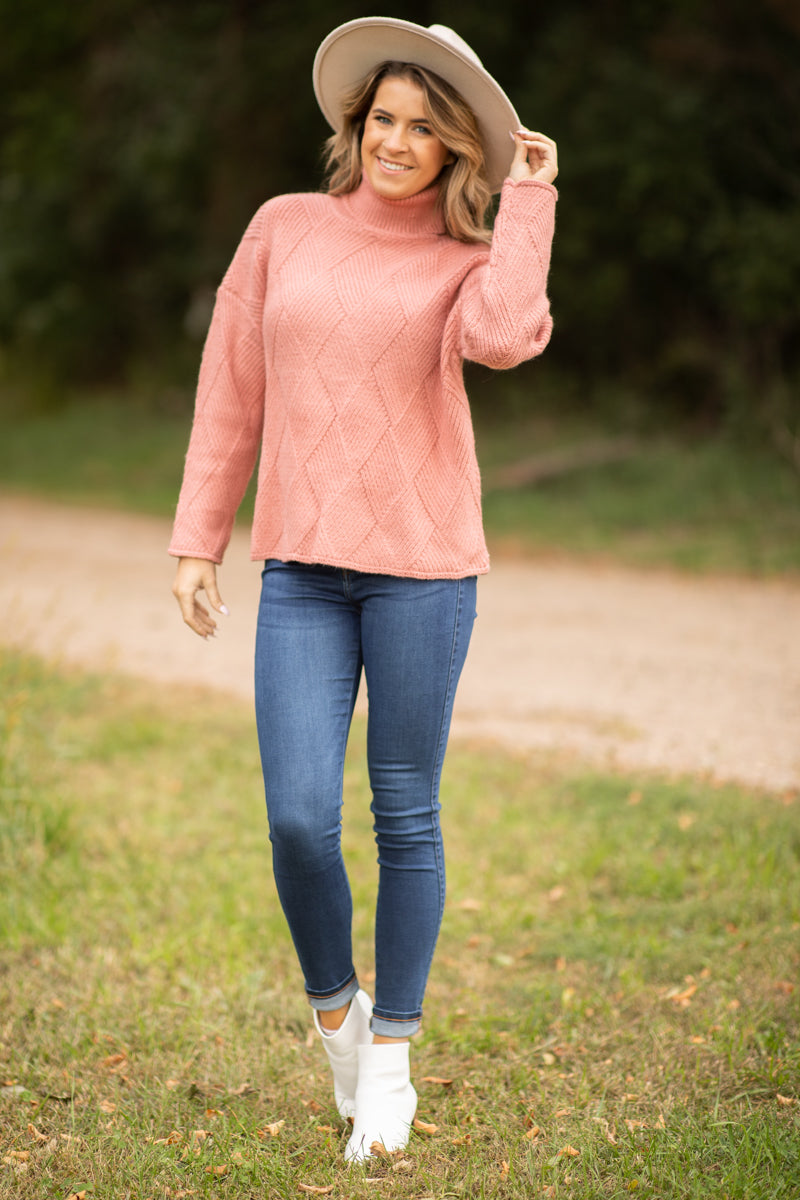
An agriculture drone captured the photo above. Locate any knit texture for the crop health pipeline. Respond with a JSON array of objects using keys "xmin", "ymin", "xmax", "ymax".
[{"xmin": 169, "ymin": 174, "xmax": 557, "ymax": 578}]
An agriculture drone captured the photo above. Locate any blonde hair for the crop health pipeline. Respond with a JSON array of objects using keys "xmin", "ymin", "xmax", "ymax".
[{"xmin": 323, "ymin": 61, "xmax": 492, "ymax": 245}]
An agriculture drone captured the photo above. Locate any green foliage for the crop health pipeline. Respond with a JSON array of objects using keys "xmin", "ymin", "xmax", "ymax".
[
  {"xmin": 510, "ymin": 0, "xmax": 800, "ymax": 428},
  {"xmin": 0, "ymin": 0, "xmax": 798, "ymax": 439}
]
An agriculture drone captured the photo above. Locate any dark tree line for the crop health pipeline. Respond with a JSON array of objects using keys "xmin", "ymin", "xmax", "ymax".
[{"xmin": 1, "ymin": 0, "xmax": 798, "ymax": 442}]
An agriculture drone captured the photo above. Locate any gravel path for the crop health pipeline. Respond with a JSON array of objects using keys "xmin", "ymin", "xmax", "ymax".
[{"xmin": 1, "ymin": 495, "xmax": 798, "ymax": 792}]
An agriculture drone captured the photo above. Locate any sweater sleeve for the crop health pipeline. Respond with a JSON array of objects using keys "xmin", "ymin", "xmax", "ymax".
[
  {"xmin": 449, "ymin": 177, "xmax": 557, "ymax": 369},
  {"xmin": 168, "ymin": 205, "xmax": 270, "ymax": 562}
]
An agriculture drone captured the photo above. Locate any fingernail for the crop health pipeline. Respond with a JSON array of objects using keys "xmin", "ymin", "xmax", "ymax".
[
  {"xmin": 220, "ymin": 604, "xmax": 230, "ymax": 616},
  {"xmin": 509, "ymin": 130, "xmax": 516, "ymax": 141}
]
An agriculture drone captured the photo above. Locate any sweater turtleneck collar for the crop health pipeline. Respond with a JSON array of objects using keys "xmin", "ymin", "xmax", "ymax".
[{"xmin": 338, "ymin": 173, "xmax": 446, "ymax": 237}]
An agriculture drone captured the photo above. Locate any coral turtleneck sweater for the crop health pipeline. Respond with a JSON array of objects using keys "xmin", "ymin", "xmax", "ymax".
[{"xmin": 169, "ymin": 173, "xmax": 557, "ymax": 579}]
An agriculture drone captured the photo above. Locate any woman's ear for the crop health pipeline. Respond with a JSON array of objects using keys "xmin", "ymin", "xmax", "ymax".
[{"xmin": 445, "ymin": 152, "xmax": 457, "ymax": 166}]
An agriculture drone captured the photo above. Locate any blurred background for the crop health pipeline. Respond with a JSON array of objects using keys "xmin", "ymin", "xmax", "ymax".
[{"xmin": 1, "ymin": 0, "xmax": 799, "ymax": 569}]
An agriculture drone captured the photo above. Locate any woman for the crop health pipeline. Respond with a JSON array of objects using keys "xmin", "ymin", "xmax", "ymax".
[{"xmin": 170, "ymin": 17, "xmax": 557, "ymax": 1162}]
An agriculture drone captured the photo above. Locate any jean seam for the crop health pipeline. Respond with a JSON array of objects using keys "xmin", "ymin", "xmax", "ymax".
[{"xmin": 413, "ymin": 576, "xmax": 465, "ymax": 1012}]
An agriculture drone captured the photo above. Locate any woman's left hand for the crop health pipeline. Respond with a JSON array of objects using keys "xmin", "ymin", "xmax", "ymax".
[{"xmin": 509, "ymin": 129, "xmax": 558, "ymax": 184}]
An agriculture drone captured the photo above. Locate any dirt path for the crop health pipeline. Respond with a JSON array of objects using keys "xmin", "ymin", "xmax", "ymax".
[{"xmin": 1, "ymin": 494, "xmax": 798, "ymax": 792}]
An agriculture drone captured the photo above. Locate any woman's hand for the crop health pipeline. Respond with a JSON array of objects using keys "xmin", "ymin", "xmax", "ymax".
[
  {"xmin": 509, "ymin": 129, "xmax": 558, "ymax": 185},
  {"xmin": 172, "ymin": 556, "xmax": 228, "ymax": 638}
]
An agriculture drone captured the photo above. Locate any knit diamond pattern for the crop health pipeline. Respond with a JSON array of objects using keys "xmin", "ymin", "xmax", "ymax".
[{"xmin": 170, "ymin": 175, "xmax": 557, "ymax": 578}]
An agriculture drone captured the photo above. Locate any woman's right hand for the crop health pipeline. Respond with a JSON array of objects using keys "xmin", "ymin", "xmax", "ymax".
[{"xmin": 172, "ymin": 557, "xmax": 229, "ymax": 638}]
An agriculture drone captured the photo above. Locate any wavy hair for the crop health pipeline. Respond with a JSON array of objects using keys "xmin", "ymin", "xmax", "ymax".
[{"xmin": 322, "ymin": 61, "xmax": 492, "ymax": 245}]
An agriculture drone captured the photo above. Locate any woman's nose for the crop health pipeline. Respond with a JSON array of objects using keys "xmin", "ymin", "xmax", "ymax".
[{"xmin": 384, "ymin": 124, "xmax": 408, "ymax": 153}]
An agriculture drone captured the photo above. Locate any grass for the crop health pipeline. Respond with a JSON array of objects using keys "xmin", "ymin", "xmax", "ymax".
[
  {"xmin": 1, "ymin": 648, "xmax": 798, "ymax": 1198},
  {"xmin": 2, "ymin": 386, "xmax": 800, "ymax": 575}
]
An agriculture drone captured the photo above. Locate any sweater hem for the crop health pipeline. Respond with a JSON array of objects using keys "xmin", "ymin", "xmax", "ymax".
[{"xmin": 249, "ymin": 549, "xmax": 490, "ymax": 580}]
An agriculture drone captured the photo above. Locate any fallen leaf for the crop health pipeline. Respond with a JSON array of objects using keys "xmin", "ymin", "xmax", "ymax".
[
  {"xmin": 154, "ymin": 1130, "xmax": 183, "ymax": 1145},
  {"xmin": 99, "ymin": 1100, "xmax": 116, "ymax": 1114},
  {"xmin": 541, "ymin": 1052, "xmax": 556, "ymax": 1066},
  {"xmin": 677, "ymin": 812, "xmax": 696, "ymax": 831},
  {"xmin": 775, "ymin": 981, "xmax": 795, "ymax": 995},
  {"xmin": 458, "ymin": 898, "xmax": 482, "ymax": 911},
  {"xmin": 592, "ymin": 1116, "xmax": 617, "ymax": 1145},
  {"xmin": 303, "ymin": 1098, "xmax": 323, "ymax": 1113},
  {"xmin": 205, "ymin": 1164, "xmax": 228, "ymax": 1175},
  {"xmin": 317, "ymin": 1124, "xmax": 337, "ymax": 1134},
  {"xmin": 4, "ymin": 1151, "xmax": 30, "ymax": 1162},
  {"xmin": 204, "ymin": 1107, "xmax": 223, "ymax": 1117},
  {"xmin": 298, "ymin": 1186, "xmax": 334, "ymax": 1196},
  {"xmin": 165, "ymin": 1079, "xmax": 180, "ymax": 1090},
  {"xmin": 625, "ymin": 1119, "xmax": 647, "ymax": 1132},
  {"xmin": 391, "ymin": 1158, "xmax": 415, "ymax": 1173},
  {"xmin": 558, "ymin": 1145, "xmax": 580, "ymax": 1157},
  {"xmin": 525, "ymin": 1125, "xmax": 541, "ymax": 1140},
  {"xmin": 258, "ymin": 1120, "xmax": 285, "ymax": 1138},
  {"xmin": 412, "ymin": 1118, "xmax": 438, "ymax": 1135},
  {"xmin": 554, "ymin": 1107, "xmax": 572, "ymax": 1118},
  {"xmin": 27, "ymin": 1123, "xmax": 48, "ymax": 1142},
  {"xmin": 776, "ymin": 1094, "xmax": 797, "ymax": 1106},
  {"xmin": 665, "ymin": 983, "xmax": 697, "ymax": 1006},
  {"xmin": 99, "ymin": 1053, "xmax": 127, "ymax": 1069},
  {"xmin": 452, "ymin": 1133, "xmax": 472, "ymax": 1145},
  {"xmin": 548, "ymin": 886, "xmax": 566, "ymax": 902},
  {"xmin": 421, "ymin": 1076, "xmax": 453, "ymax": 1087},
  {"xmin": 191, "ymin": 1129, "xmax": 210, "ymax": 1143},
  {"xmin": 66, "ymin": 1193, "xmax": 88, "ymax": 1200},
  {"xmin": 499, "ymin": 1160, "xmax": 510, "ymax": 1179}
]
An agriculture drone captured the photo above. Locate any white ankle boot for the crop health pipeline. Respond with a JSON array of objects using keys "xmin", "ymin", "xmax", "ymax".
[
  {"xmin": 344, "ymin": 1041, "xmax": 417, "ymax": 1162},
  {"xmin": 313, "ymin": 990, "xmax": 373, "ymax": 1119}
]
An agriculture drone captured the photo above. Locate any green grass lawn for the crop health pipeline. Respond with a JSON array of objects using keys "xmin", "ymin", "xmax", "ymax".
[
  {"xmin": 1, "ymin": 650, "xmax": 798, "ymax": 1198},
  {"xmin": 1, "ymin": 389, "xmax": 799, "ymax": 575}
]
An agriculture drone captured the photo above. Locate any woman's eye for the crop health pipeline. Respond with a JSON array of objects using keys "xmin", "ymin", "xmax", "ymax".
[
  {"xmin": 413, "ymin": 125, "xmax": 431, "ymax": 135},
  {"xmin": 374, "ymin": 114, "xmax": 390, "ymax": 124}
]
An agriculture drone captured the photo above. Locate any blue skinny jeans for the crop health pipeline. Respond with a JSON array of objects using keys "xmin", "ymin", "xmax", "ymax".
[{"xmin": 254, "ymin": 560, "xmax": 476, "ymax": 1037}]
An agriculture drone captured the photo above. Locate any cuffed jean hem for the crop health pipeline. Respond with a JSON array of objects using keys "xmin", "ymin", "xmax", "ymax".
[
  {"xmin": 307, "ymin": 974, "xmax": 360, "ymax": 1012},
  {"xmin": 370, "ymin": 1013, "xmax": 422, "ymax": 1038}
]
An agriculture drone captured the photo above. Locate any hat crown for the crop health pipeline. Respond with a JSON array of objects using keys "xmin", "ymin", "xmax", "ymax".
[{"xmin": 426, "ymin": 25, "xmax": 483, "ymax": 69}]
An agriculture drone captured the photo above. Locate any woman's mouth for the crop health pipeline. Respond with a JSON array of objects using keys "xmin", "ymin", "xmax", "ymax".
[{"xmin": 377, "ymin": 158, "xmax": 413, "ymax": 173}]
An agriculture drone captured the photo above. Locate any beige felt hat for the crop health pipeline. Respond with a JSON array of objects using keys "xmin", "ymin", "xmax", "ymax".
[{"xmin": 313, "ymin": 17, "xmax": 521, "ymax": 193}]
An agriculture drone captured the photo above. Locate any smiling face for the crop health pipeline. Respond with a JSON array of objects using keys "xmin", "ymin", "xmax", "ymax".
[{"xmin": 360, "ymin": 74, "xmax": 453, "ymax": 200}]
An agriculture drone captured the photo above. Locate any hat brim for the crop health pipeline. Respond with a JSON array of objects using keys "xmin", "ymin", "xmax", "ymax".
[{"xmin": 313, "ymin": 18, "xmax": 520, "ymax": 193}]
